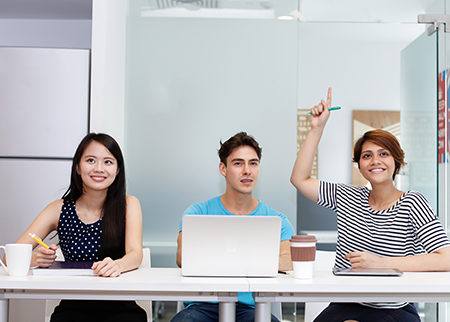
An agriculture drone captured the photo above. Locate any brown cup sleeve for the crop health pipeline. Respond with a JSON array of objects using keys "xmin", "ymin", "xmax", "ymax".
[{"xmin": 290, "ymin": 246, "xmax": 316, "ymax": 261}]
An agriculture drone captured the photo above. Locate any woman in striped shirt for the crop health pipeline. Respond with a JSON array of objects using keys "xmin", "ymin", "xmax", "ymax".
[{"xmin": 290, "ymin": 87, "xmax": 450, "ymax": 322}]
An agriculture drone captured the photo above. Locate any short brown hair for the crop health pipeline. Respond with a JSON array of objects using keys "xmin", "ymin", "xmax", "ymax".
[
  {"xmin": 218, "ymin": 132, "xmax": 262, "ymax": 165},
  {"xmin": 353, "ymin": 129, "xmax": 405, "ymax": 181}
]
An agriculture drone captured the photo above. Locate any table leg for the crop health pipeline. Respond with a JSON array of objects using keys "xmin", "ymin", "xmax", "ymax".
[
  {"xmin": 0, "ymin": 299, "xmax": 8, "ymax": 322},
  {"xmin": 254, "ymin": 302, "xmax": 271, "ymax": 322},
  {"xmin": 219, "ymin": 301, "xmax": 236, "ymax": 322}
]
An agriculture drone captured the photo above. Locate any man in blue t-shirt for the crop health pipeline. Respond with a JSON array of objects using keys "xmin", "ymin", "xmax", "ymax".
[{"xmin": 171, "ymin": 132, "xmax": 295, "ymax": 322}]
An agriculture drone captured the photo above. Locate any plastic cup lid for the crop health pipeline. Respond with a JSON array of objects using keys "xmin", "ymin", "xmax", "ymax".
[{"xmin": 290, "ymin": 235, "xmax": 317, "ymax": 243}]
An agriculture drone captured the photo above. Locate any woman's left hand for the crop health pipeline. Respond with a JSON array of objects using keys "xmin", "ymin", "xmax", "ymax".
[
  {"xmin": 344, "ymin": 251, "xmax": 385, "ymax": 268},
  {"xmin": 92, "ymin": 257, "xmax": 123, "ymax": 277}
]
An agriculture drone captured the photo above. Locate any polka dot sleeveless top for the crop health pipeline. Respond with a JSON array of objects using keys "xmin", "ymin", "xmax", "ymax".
[{"xmin": 58, "ymin": 199, "xmax": 102, "ymax": 262}]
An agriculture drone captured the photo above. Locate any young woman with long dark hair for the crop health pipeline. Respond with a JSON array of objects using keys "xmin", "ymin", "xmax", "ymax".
[{"xmin": 14, "ymin": 133, "xmax": 146, "ymax": 322}]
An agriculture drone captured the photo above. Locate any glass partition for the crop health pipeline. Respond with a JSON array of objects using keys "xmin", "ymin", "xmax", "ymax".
[
  {"xmin": 401, "ymin": 27, "xmax": 440, "ymax": 322},
  {"xmin": 125, "ymin": 0, "xmax": 299, "ymax": 268},
  {"xmin": 442, "ymin": 0, "xmax": 450, "ymax": 238},
  {"xmin": 400, "ymin": 30, "xmax": 437, "ymax": 209},
  {"xmin": 438, "ymin": 1, "xmax": 450, "ymax": 320}
]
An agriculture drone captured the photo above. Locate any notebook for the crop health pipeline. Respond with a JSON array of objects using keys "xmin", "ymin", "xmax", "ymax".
[
  {"xmin": 333, "ymin": 267, "xmax": 403, "ymax": 277},
  {"xmin": 181, "ymin": 215, "xmax": 281, "ymax": 277},
  {"xmin": 32, "ymin": 261, "xmax": 95, "ymax": 276}
]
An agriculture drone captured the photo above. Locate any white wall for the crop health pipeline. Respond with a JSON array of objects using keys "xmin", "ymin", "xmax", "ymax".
[{"xmin": 89, "ymin": 0, "xmax": 126, "ymax": 146}]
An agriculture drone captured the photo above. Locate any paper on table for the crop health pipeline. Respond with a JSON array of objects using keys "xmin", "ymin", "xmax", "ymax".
[{"xmin": 32, "ymin": 261, "xmax": 95, "ymax": 276}]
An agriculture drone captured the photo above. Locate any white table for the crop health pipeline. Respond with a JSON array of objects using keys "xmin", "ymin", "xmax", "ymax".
[
  {"xmin": 3, "ymin": 268, "xmax": 450, "ymax": 322},
  {"xmin": 0, "ymin": 267, "xmax": 246, "ymax": 322},
  {"xmin": 250, "ymin": 270, "xmax": 450, "ymax": 322}
]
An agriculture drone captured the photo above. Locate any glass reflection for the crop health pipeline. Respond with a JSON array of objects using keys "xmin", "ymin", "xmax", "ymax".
[
  {"xmin": 299, "ymin": 0, "xmax": 442, "ymax": 23},
  {"xmin": 138, "ymin": 0, "xmax": 297, "ymax": 19}
]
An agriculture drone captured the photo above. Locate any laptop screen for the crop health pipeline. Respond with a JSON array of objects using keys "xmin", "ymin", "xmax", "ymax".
[{"xmin": 181, "ymin": 215, "xmax": 281, "ymax": 277}]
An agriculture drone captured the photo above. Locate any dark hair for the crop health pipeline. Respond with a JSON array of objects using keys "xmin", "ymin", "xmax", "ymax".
[
  {"xmin": 62, "ymin": 133, "xmax": 126, "ymax": 260},
  {"xmin": 218, "ymin": 132, "xmax": 262, "ymax": 165},
  {"xmin": 353, "ymin": 129, "xmax": 405, "ymax": 181}
]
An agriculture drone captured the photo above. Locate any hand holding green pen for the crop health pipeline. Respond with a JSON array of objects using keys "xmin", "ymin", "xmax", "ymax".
[
  {"xmin": 307, "ymin": 87, "xmax": 334, "ymax": 129},
  {"xmin": 308, "ymin": 106, "xmax": 341, "ymax": 114}
]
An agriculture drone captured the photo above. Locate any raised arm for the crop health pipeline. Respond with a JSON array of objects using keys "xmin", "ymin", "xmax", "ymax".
[
  {"xmin": 93, "ymin": 195, "xmax": 143, "ymax": 277},
  {"xmin": 13, "ymin": 199, "xmax": 62, "ymax": 267},
  {"xmin": 290, "ymin": 87, "xmax": 332, "ymax": 202}
]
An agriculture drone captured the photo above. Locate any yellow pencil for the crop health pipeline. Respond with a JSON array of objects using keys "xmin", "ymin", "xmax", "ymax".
[{"xmin": 29, "ymin": 233, "xmax": 59, "ymax": 258}]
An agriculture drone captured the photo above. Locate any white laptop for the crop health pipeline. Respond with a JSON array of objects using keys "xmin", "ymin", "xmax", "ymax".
[{"xmin": 181, "ymin": 215, "xmax": 281, "ymax": 277}]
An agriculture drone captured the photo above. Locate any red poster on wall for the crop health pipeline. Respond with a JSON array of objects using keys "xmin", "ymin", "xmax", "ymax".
[{"xmin": 438, "ymin": 69, "xmax": 448, "ymax": 163}]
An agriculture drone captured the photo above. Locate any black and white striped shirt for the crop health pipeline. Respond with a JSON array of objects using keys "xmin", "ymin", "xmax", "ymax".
[{"xmin": 318, "ymin": 181, "xmax": 450, "ymax": 309}]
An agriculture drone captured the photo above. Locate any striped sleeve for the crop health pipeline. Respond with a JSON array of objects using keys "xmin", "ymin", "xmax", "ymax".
[
  {"xmin": 406, "ymin": 191, "xmax": 450, "ymax": 253},
  {"xmin": 318, "ymin": 181, "xmax": 338, "ymax": 211}
]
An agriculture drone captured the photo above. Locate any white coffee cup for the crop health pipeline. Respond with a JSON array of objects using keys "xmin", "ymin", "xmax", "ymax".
[
  {"xmin": 0, "ymin": 244, "xmax": 32, "ymax": 277},
  {"xmin": 290, "ymin": 235, "xmax": 317, "ymax": 279}
]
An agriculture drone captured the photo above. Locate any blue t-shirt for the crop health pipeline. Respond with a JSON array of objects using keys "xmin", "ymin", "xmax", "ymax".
[{"xmin": 180, "ymin": 196, "xmax": 295, "ymax": 308}]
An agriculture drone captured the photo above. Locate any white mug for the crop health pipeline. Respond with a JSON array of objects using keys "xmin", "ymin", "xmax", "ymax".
[{"xmin": 0, "ymin": 244, "xmax": 32, "ymax": 277}]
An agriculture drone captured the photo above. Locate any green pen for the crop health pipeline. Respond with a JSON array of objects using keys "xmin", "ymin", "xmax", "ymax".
[{"xmin": 308, "ymin": 106, "xmax": 341, "ymax": 114}]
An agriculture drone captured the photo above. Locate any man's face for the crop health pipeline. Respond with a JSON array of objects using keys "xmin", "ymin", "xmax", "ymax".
[{"xmin": 219, "ymin": 145, "xmax": 260, "ymax": 195}]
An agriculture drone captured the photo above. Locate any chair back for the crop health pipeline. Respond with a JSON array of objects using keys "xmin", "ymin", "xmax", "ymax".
[
  {"xmin": 139, "ymin": 247, "xmax": 151, "ymax": 268},
  {"xmin": 137, "ymin": 248, "xmax": 152, "ymax": 321},
  {"xmin": 313, "ymin": 250, "xmax": 335, "ymax": 271}
]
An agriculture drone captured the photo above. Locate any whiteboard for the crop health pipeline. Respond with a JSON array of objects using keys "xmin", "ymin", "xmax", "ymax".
[
  {"xmin": 0, "ymin": 47, "xmax": 89, "ymax": 157},
  {"xmin": 0, "ymin": 47, "xmax": 89, "ymax": 246}
]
